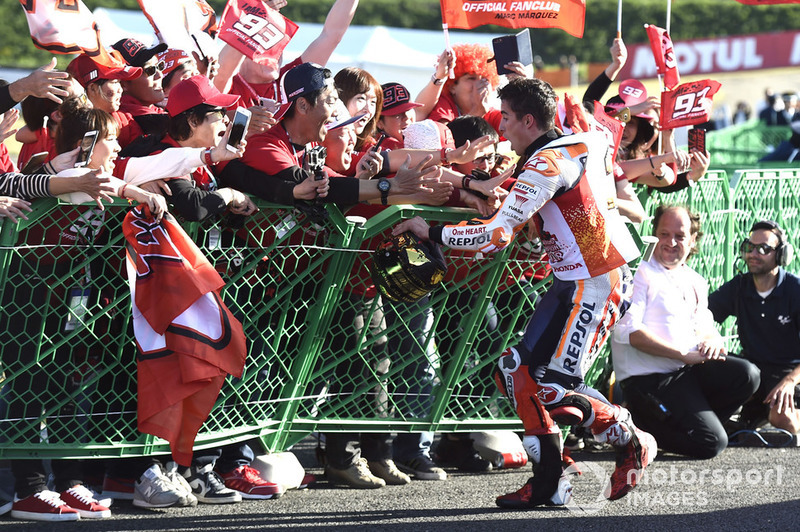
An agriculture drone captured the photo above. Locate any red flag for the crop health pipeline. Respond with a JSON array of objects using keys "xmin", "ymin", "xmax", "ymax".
[
  {"xmin": 660, "ymin": 79, "xmax": 722, "ymax": 130},
  {"xmin": 124, "ymin": 207, "xmax": 247, "ymax": 466},
  {"xmin": 563, "ymin": 93, "xmax": 590, "ymax": 133},
  {"xmin": 218, "ymin": 0, "xmax": 299, "ymax": 67},
  {"xmin": 645, "ymin": 24, "xmax": 680, "ymax": 90},
  {"xmin": 18, "ymin": 0, "xmax": 119, "ymax": 67},
  {"xmin": 440, "ymin": 0, "xmax": 586, "ymax": 38},
  {"xmin": 592, "ymin": 101, "xmax": 625, "ymax": 158}
]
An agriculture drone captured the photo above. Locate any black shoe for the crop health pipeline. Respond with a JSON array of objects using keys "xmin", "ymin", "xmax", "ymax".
[{"xmin": 434, "ymin": 437, "xmax": 492, "ymax": 473}]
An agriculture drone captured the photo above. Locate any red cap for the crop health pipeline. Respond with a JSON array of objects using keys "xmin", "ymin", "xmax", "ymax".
[
  {"xmin": 619, "ymin": 79, "xmax": 648, "ymax": 106},
  {"xmin": 157, "ymin": 49, "xmax": 193, "ymax": 77},
  {"xmin": 67, "ymin": 54, "xmax": 142, "ymax": 88},
  {"xmin": 166, "ymin": 75, "xmax": 240, "ymax": 117}
]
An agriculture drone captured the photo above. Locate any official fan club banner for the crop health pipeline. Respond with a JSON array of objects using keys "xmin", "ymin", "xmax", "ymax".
[
  {"xmin": 660, "ymin": 79, "xmax": 722, "ymax": 130},
  {"xmin": 219, "ymin": 0, "xmax": 299, "ymax": 66},
  {"xmin": 645, "ymin": 24, "xmax": 681, "ymax": 90},
  {"xmin": 440, "ymin": 0, "xmax": 586, "ymax": 38},
  {"xmin": 18, "ymin": 0, "xmax": 118, "ymax": 66}
]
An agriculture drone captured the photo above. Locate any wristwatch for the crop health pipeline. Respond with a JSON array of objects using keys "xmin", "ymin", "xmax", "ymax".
[{"xmin": 377, "ymin": 177, "xmax": 391, "ymax": 205}]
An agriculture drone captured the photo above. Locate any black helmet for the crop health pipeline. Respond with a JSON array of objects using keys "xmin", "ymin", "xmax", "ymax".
[{"xmin": 371, "ymin": 232, "xmax": 447, "ymax": 303}]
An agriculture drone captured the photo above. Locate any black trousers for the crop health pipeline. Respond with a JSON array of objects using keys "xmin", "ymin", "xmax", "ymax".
[{"xmin": 621, "ymin": 357, "xmax": 760, "ymax": 459}]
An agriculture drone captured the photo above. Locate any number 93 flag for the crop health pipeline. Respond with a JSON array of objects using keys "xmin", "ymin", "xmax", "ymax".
[
  {"xmin": 660, "ymin": 79, "xmax": 721, "ymax": 130},
  {"xmin": 219, "ymin": 0, "xmax": 298, "ymax": 66}
]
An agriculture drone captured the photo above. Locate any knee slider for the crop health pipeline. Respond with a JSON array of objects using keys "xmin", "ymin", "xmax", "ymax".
[
  {"xmin": 545, "ymin": 394, "xmax": 593, "ymax": 427},
  {"xmin": 496, "ymin": 347, "xmax": 522, "ymax": 403}
]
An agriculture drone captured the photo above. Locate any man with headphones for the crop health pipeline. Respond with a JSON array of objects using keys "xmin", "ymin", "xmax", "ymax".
[
  {"xmin": 709, "ymin": 220, "xmax": 800, "ymax": 434},
  {"xmin": 611, "ymin": 204, "xmax": 761, "ymax": 459}
]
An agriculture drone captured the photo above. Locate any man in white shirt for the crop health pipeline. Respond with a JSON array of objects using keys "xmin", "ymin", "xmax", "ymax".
[{"xmin": 611, "ymin": 204, "xmax": 760, "ymax": 458}]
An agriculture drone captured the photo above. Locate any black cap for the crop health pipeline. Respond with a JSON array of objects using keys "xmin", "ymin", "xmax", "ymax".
[{"xmin": 112, "ymin": 38, "xmax": 168, "ymax": 68}]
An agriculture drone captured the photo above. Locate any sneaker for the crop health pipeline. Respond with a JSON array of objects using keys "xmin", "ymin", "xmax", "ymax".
[
  {"xmin": 433, "ymin": 437, "xmax": 493, "ymax": 473},
  {"xmin": 60, "ymin": 485, "xmax": 111, "ymax": 519},
  {"xmin": 164, "ymin": 463, "xmax": 198, "ymax": 507},
  {"xmin": 11, "ymin": 490, "xmax": 80, "ymax": 522},
  {"xmin": 101, "ymin": 474, "xmax": 136, "ymax": 500},
  {"xmin": 396, "ymin": 455, "xmax": 447, "ymax": 481},
  {"xmin": 606, "ymin": 427, "xmax": 657, "ymax": 501},
  {"xmin": 298, "ymin": 473, "xmax": 316, "ymax": 489},
  {"xmin": 133, "ymin": 464, "xmax": 194, "ymax": 509},
  {"xmin": 326, "ymin": 458, "xmax": 385, "ymax": 489},
  {"xmin": 220, "ymin": 465, "xmax": 284, "ymax": 499},
  {"xmin": 368, "ymin": 459, "xmax": 411, "ymax": 485},
  {"xmin": 182, "ymin": 463, "xmax": 242, "ymax": 504}
]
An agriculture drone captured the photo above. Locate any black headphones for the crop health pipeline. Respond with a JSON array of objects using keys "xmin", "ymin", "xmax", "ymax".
[{"xmin": 745, "ymin": 220, "xmax": 794, "ymax": 266}]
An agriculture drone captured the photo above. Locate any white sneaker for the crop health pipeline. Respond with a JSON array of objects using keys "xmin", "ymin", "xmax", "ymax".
[
  {"xmin": 165, "ymin": 462, "xmax": 199, "ymax": 507},
  {"xmin": 133, "ymin": 465, "xmax": 194, "ymax": 508}
]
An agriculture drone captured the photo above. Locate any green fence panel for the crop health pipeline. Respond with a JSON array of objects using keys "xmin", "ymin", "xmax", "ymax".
[
  {"xmin": 707, "ymin": 121, "xmax": 791, "ymax": 166},
  {"xmin": 4, "ymin": 166, "xmax": 795, "ymax": 460}
]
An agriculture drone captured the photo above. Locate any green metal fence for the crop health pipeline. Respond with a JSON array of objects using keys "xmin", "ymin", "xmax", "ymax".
[
  {"xmin": 0, "ymin": 166, "xmax": 797, "ymax": 460},
  {"xmin": 707, "ymin": 121, "xmax": 791, "ymax": 166}
]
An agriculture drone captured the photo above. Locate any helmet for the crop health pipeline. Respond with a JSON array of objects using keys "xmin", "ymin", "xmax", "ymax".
[{"xmin": 371, "ymin": 232, "xmax": 447, "ymax": 303}]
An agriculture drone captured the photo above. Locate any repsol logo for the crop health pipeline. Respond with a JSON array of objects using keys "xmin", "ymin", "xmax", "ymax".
[
  {"xmin": 447, "ymin": 233, "xmax": 491, "ymax": 247},
  {"xmin": 562, "ymin": 302, "xmax": 596, "ymax": 373}
]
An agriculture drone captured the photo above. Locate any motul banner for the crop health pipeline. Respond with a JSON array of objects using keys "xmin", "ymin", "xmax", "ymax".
[
  {"xmin": 218, "ymin": 0, "xmax": 298, "ymax": 66},
  {"xmin": 660, "ymin": 79, "xmax": 722, "ymax": 130},
  {"xmin": 619, "ymin": 30, "xmax": 800, "ymax": 79},
  {"xmin": 440, "ymin": 0, "xmax": 586, "ymax": 38}
]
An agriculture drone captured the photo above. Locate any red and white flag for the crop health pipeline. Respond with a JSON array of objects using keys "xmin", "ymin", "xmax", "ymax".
[
  {"xmin": 645, "ymin": 24, "xmax": 680, "ymax": 90},
  {"xmin": 123, "ymin": 206, "xmax": 247, "ymax": 466},
  {"xmin": 18, "ymin": 0, "xmax": 119, "ymax": 67},
  {"xmin": 137, "ymin": 0, "xmax": 217, "ymax": 56},
  {"xmin": 218, "ymin": 0, "xmax": 299, "ymax": 67},
  {"xmin": 440, "ymin": 0, "xmax": 586, "ymax": 38},
  {"xmin": 660, "ymin": 79, "xmax": 722, "ymax": 130}
]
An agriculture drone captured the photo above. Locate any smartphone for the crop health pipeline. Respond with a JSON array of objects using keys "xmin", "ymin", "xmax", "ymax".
[
  {"xmin": 227, "ymin": 108, "xmax": 252, "ymax": 152},
  {"xmin": 372, "ymin": 132, "xmax": 387, "ymax": 152},
  {"xmin": 259, "ymin": 97, "xmax": 280, "ymax": 114},
  {"xmin": 74, "ymin": 130, "xmax": 99, "ymax": 168},
  {"xmin": 688, "ymin": 128, "xmax": 706, "ymax": 154},
  {"xmin": 20, "ymin": 151, "xmax": 49, "ymax": 174}
]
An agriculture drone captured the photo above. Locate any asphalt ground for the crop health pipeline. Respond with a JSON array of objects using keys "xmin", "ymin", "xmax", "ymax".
[{"xmin": 0, "ymin": 433, "xmax": 796, "ymax": 532}]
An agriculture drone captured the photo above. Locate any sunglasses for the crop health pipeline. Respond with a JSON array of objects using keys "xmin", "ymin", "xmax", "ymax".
[
  {"xmin": 740, "ymin": 240, "xmax": 776, "ymax": 256},
  {"xmin": 143, "ymin": 61, "xmax": 165, "ymax": 77}
]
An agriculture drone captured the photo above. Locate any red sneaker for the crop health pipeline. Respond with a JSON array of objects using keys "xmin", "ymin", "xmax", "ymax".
[
  {"xmin": 220, "ymin": 465, "xmax": 285, "ymax": 500},
  {"xmin": 101, "ymin": 474, "xmax": 136, "ymax": 500},
  {"xmin": 11, "ymin": 490, "xmax": 80, "ymax": 522},
  {"xmin": 60, "ymin": 485, "xmax": 111, "ymax": 519},
  {"xmin": 606, "ymin": 427, "xmax": 657, "ymax": 500}
]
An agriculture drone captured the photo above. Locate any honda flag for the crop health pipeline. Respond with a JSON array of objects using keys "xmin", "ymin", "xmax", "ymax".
[
  {"xmin": 440, "ymin": 0, "xmax": 586, "ymax": 38},
  {"xmin": 218, "ymin": 0, "xmax": 298, "ymax": 66},
  {"xmin": 645, "ymin": 24, "xmax": 680, "ymax": 90},
  {"xmin": 660, "ymin": 79, "xmax": 722, "ymax": 129}
]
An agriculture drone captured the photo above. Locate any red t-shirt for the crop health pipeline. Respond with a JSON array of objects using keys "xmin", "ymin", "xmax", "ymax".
[
  {"xmin": 428, "ymin": 91, "xmax": 503, "ymax": 136},
  {"xmin": 17, "ymin": 127, "xmax": 56, "ymax": 170},
  {"xmin": 119, "ymin": 93, "xmax": 167, "ymax": 117}
]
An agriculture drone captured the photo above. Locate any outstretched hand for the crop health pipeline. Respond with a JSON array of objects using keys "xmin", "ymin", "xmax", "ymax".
[
  {"xmin": 9, "ymin": 58, "xmax": 71, "ymax": 104},
  {"xmin": 392, "ymin": 155, "xmax": 444, "ymax": 196}
]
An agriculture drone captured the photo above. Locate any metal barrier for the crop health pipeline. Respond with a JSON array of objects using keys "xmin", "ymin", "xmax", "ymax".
[
  {"xmin": 0, "ymin": 198, "xmax": 556, "ymax": 459},
  {"xmin": 1, "ymin": 166, "xmax": 796, "ymax": 460},
  {"xmin": 707, "ymin": 121, "xmax": 791, "ymax": 166}
]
